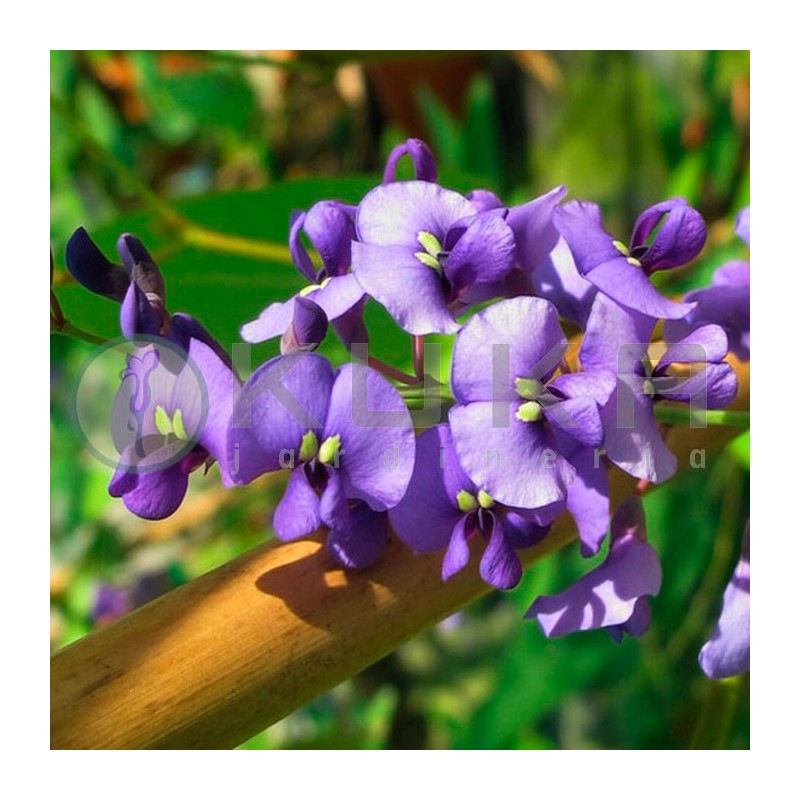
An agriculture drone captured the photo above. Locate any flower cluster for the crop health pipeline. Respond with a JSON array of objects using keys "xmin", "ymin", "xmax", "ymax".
[{"xmin": 65, "ymin": 138, "xmax": 749, "ymax": 675}]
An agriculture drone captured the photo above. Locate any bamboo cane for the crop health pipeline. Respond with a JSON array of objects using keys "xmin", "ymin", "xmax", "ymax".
[{"xmin": 51, "ymin": 359, "xmax": 749, "ymax": 749}]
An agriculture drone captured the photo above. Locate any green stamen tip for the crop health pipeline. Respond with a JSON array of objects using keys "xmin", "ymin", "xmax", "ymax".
[
  {"xmin": 299, "ymin": 283, "xmax": 322, "ymax": 297},
  {"xmin": 299, "ymin": 430, "xmax": 319, "ymax": 462},
  {"xmin": 172, "ymin": 408, "xmax": 188, "ymax": 441},
  {"xmin": 515, "ymin": 377, "xmax": 543, "ymax": 400},
  {"xmin": 516, "ymin": 400, "xmax": 544, "ymax": 423},
  {"xmin": 318, "ymin": 434, "xmax": 342, "ymax": 465},
  {"xmin": 155, "ymin": 405, "xmax": 173, "ymax": 436},
  {"xmin": 415, "ymin": 252, "xmax": 442, "ymax": 271},
  {"xmin": 613, "ymin": 240, "xmax": 630, "ymax": 257},
  {"xmin": 456, "ymin": 490, "xmax": 478, "ymax": 513},
  {"xmin": 627, "ymin": 256, "xmax": 642, "ymax": 267},
  {"xmin": 477, "ymin": 490, "xmax": 495, "ymax": 509},
  {"xmin": 643, "ymin": 379, "xmax": 656, "ymax": 398},
  {"xmin": 417, "ymin": 231, "xmax": 443, "ymax": 258}
]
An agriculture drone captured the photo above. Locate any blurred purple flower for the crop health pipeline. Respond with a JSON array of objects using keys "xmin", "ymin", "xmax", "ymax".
[
  {"xmin": 554, "ymin": 198, "xmax": 705, "ymax": 320},
  {"xmin": 527, "ymin": 495, "xmax": 662, "ymax": 641},
  {"xmin": 699, "ymin": 524, "xmax": 750, "ymax": 679},
  {"xmin": 228, "ymin": 354, "xmax": 414, "ymax": 568},
  {"xmin": 390, "ymin": 425, "xmax": 559, "ymax": 590}
]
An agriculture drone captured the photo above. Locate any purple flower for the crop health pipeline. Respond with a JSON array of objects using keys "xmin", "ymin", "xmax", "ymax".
[
  {"xmin": 699, "ymin": 524, "xmax": 750, "ymax": 679},
  {"xmin": 664, "ymin": 206, "xmax": 750, "ymax": 361},
  {"xmin": 351, "ymin": 180, "xmax": 516, "ymax": 334},
  {"xmin": 527, "ymin": 495, "xmax": 662, "ymax": 641},
  {"xmin": 554, "ymin": 198, "xmax": 705, "ymax": 320},
  {"xmin": 228, "ymin": 354, "xmax": 415, "ymax": 568},
  {"xmin": 448, "ymin": 296, "xmax": 615, "ymax": 514},
  {"xmin": 582, "ymin": 294, "xmax": 738, "ymax": 482},
  {"xmin": 390, "ymin": 425, "xmax": 559, "ymax": 590},
  {"xmin": 67, "ymin": 228, "xmax": 241, "ymax": 519},
  {"xmin": 241, "ymin": 200, "xmax": 367, "ymax": 352},
  {"xmin": 109, "ymin": 334, "xmax": 240, "ymax": 519}
]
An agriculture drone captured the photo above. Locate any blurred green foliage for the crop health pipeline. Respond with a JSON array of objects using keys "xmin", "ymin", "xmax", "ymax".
[{"xmin": 50, "ymin": 50, "xmax": 749, "ymax": 749}]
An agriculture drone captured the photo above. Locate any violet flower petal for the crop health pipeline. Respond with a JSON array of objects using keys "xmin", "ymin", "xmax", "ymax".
[
  {"xmin": 326, "ymin": 502, "xmax": 388, "ymax": 569},
  {"xmin": 273, "ymin": 467, "xmax": 322, "ymax": 541},
  {"xmin": 65, "ymin": 227, "xmax": 129, "ymax": 301},
  {"xmin": 382, "ymin": 138, "xmax": 438, "ymax": 184},
  {"xmin": 507, "ymin": 185, "xmax": 567, "ymax": 271},
  {"xmin": 480, "ymin": 518, "xmax": 523, "ymax": 590},
  {"xmin": 442, "ymin": 516, "xmax": 471, "ymax": 581},
  {"xmin": 630, "ymin": 198, "xmax": 707, "ymax": 273}
]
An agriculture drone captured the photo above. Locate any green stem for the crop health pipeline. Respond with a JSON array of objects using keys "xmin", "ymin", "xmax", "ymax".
[
  {"xmin": 654, "ymin": 405, "xmax": 750, "ymax": 428},
  {"xmin": 51, "ymin": 319, "xmax": 108, "ymax": 346},
  {"xmin": 181, "ymin": 225, "xmax": 293, "ymax": 264},
  {"xmin": 690, "ymin": 675, "xmax": 745, "ymax": 749}
]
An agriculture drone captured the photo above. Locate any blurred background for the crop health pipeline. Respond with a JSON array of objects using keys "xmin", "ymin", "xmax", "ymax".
[{"xmin": 50, "ymin": 50, "xmax": 750, "ymax": 749}]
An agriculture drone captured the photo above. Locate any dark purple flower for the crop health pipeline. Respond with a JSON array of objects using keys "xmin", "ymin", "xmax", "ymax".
[
  {"xmin": 448, "ymin": 297, "xmax": 615, "ymax": 514},
  {"xmin": 699, "ymin": 524, "xmax": 750, "ymax": 679},
  {"xmin": 527, "ymin": 495, "xmax": 662, "ymax": 640},
  {"xmin": 554, "ymin": 198, "xmax": 705, "ymax": 320},
  {"xmin": 390, "ymin": 425, "xmax": 559, "ymax": 590},
  {"xmin": 67, "ymin": 228, "xmax": 241, "ymax": 519},
  {"xmin": 92, "ymin": 585, "xmax": 132, "ymax": 625},
  {"xmin": 66, "ymin": 228, "xmax": 233, "ymax": 366},
  {"xmin": 582, "ymin": 294, "xmax": 738, "ymax": 482},
  {"xmin": 228, "ymin": 354, "xmax": 415, "ymax": 568},
  {"xmin": 382, "ymin": 138, "xmax": 438, "ymax": 184},
  {"xmin": 664, "ymin": 206, "xmax": 750, "ymax": 361},
  {"xmin": 351, "ymin": 181, "xmax": 516, "ymax": 334},
  {"xmin": 241, "ymin": 200, "xmax": 366, "ymax": 352}
]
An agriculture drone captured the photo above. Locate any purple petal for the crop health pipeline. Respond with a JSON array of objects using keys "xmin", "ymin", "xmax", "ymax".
[
  {"xmin": 109, "ymin": 458, "xmax": 190, "ymax": 521},
  {"xmin": 544, "ymin": 396, "xmax": 603, "ymax": 447},
  {"xmin": 527, "ymin": 508, "xmax": 662, "ymax": 637},
  {"xmin": 323, "ymin": 363, "xmax": 415, "ymax": 511},
  {"xmin": 449, "ymin": 400, "xmax": 575, "ymax": 509},
  {"xmin": 561, "ymin": 442, "xmax": 610, "ymax": 557},
  {"xmin": 319, "ymin": 467, "xmax": 350, "ymax": 535},
  {"xmin": 630, "ymin": 198, "xmax": 707, "ymax": 273},
  {"xmin": 712, "ymin": 260, "xmax": 750, "ymax": 287},
  {"xmin": 528, "ymin": 237, "xmax": 597, "ymax": 328},
  {"xmin": 120, "ymin": 282, "xmax": 161, "ymax": 337},
  {"xmin": 350, "ymin": 241, "xmax": 459, "ymax": 335},
  {"xmin": 584, "ymin": 257, "xmax": 697, "ymax": 320},
  {"xmin": 507, "ymin": 185, "xmax": 567, "ymax": 270},
  {"xmin": 382, "ymin": 138, "xmax": 438, "ymax": 183},
  {"xmin": 699, "ymin": 528, "xmax": 750, "ymax": 679},
  {"xmin": 658, "ymin": 324, "xmax": 729, "ymax": 369},
  {"xmin": 549, "ymin": 371, "xmax": 617, "ymax": 408},
  {"xmin": 303, "ymin": 200, "xmax": 356, "ymax": 277},
  {"xmin": 662, "ymin": 363, "xmax": 738, "ymax": 409},
  {"xmin": 229, "ymin": 353, "xmax": 335, "ymax": 479},
  {"xmin": 735, "ymin": 207, "xmax": 750, "ymax": 246},
  {"xmin": 240, "ymin": 298, "xmax": 295, "ymax": 344},
  {"xmin": 480, "ymin": 518, "xmax": 523, "ymax": 590},
  {"xmin": 467, "ymin": 189, "xmax": 505, "ymax": 212},
  {"xmin": 65, "ymin": 227, "xmax": 129, "ymax": 301},
  {"xmin": 553, "ymin": 201, "xmax": 621, "ymax": 275},
  {"xmin": 274, "ymin": 467, "xmax": 322, "ymax": 541},
  {"xmin": 356, "ymin": 181, "xmax": 475, "ymax": 246},
  {"xmin": 602, "ymin": 383, "xmax": 677, "ymax": 482},
  {"xmin": 310, "ymin": 273, "xmax": 366, "ymax": 320},
  {"xmin": 451, "ymin": 296, "xmax": 566, "ymax": 404},
  {"xmin": 580, "ymin": 294, "xmax": 656, "ymax": 375},
  {"xmin": 608, "ymin": 596, "xmax": 652, "ymax": 642},
  {"xmin": 442, "ymin": 516, "xmax": 471, "ymax": 581},
  {"xmin": 389, "ymin": 425, "xmax": 464, "ymax": 553},
  {"xmin": 118, "ymin": 233, "xmax": 165, "ymax": 301},
  {"xmin": 331, "ymin": 300, "xmax": 369, "ymax": 351},
  {"xmin": 502, "ymin": 512, "xmax": 550, "ymax": 549},
  {"xmin": 325, "ymin": 502, "xmax": 388, "ymax": 569},
  {"xmin": 289, "ymin": 211, "xmax": 317, "ymax": 283},
  {"xmin": 281, "ymin": 296, "xmax": 328, "ymax": 354},
  {"xmin": 442, "ymin": 212, "xmax": 516, "ymax": 295},
  {"xmin": 170, "ymin": 313, "xmax": 234, "ymax": 369},
  {"xmin": 186, "ymin": 336, "xmax": 241, "ymax": 484}
]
